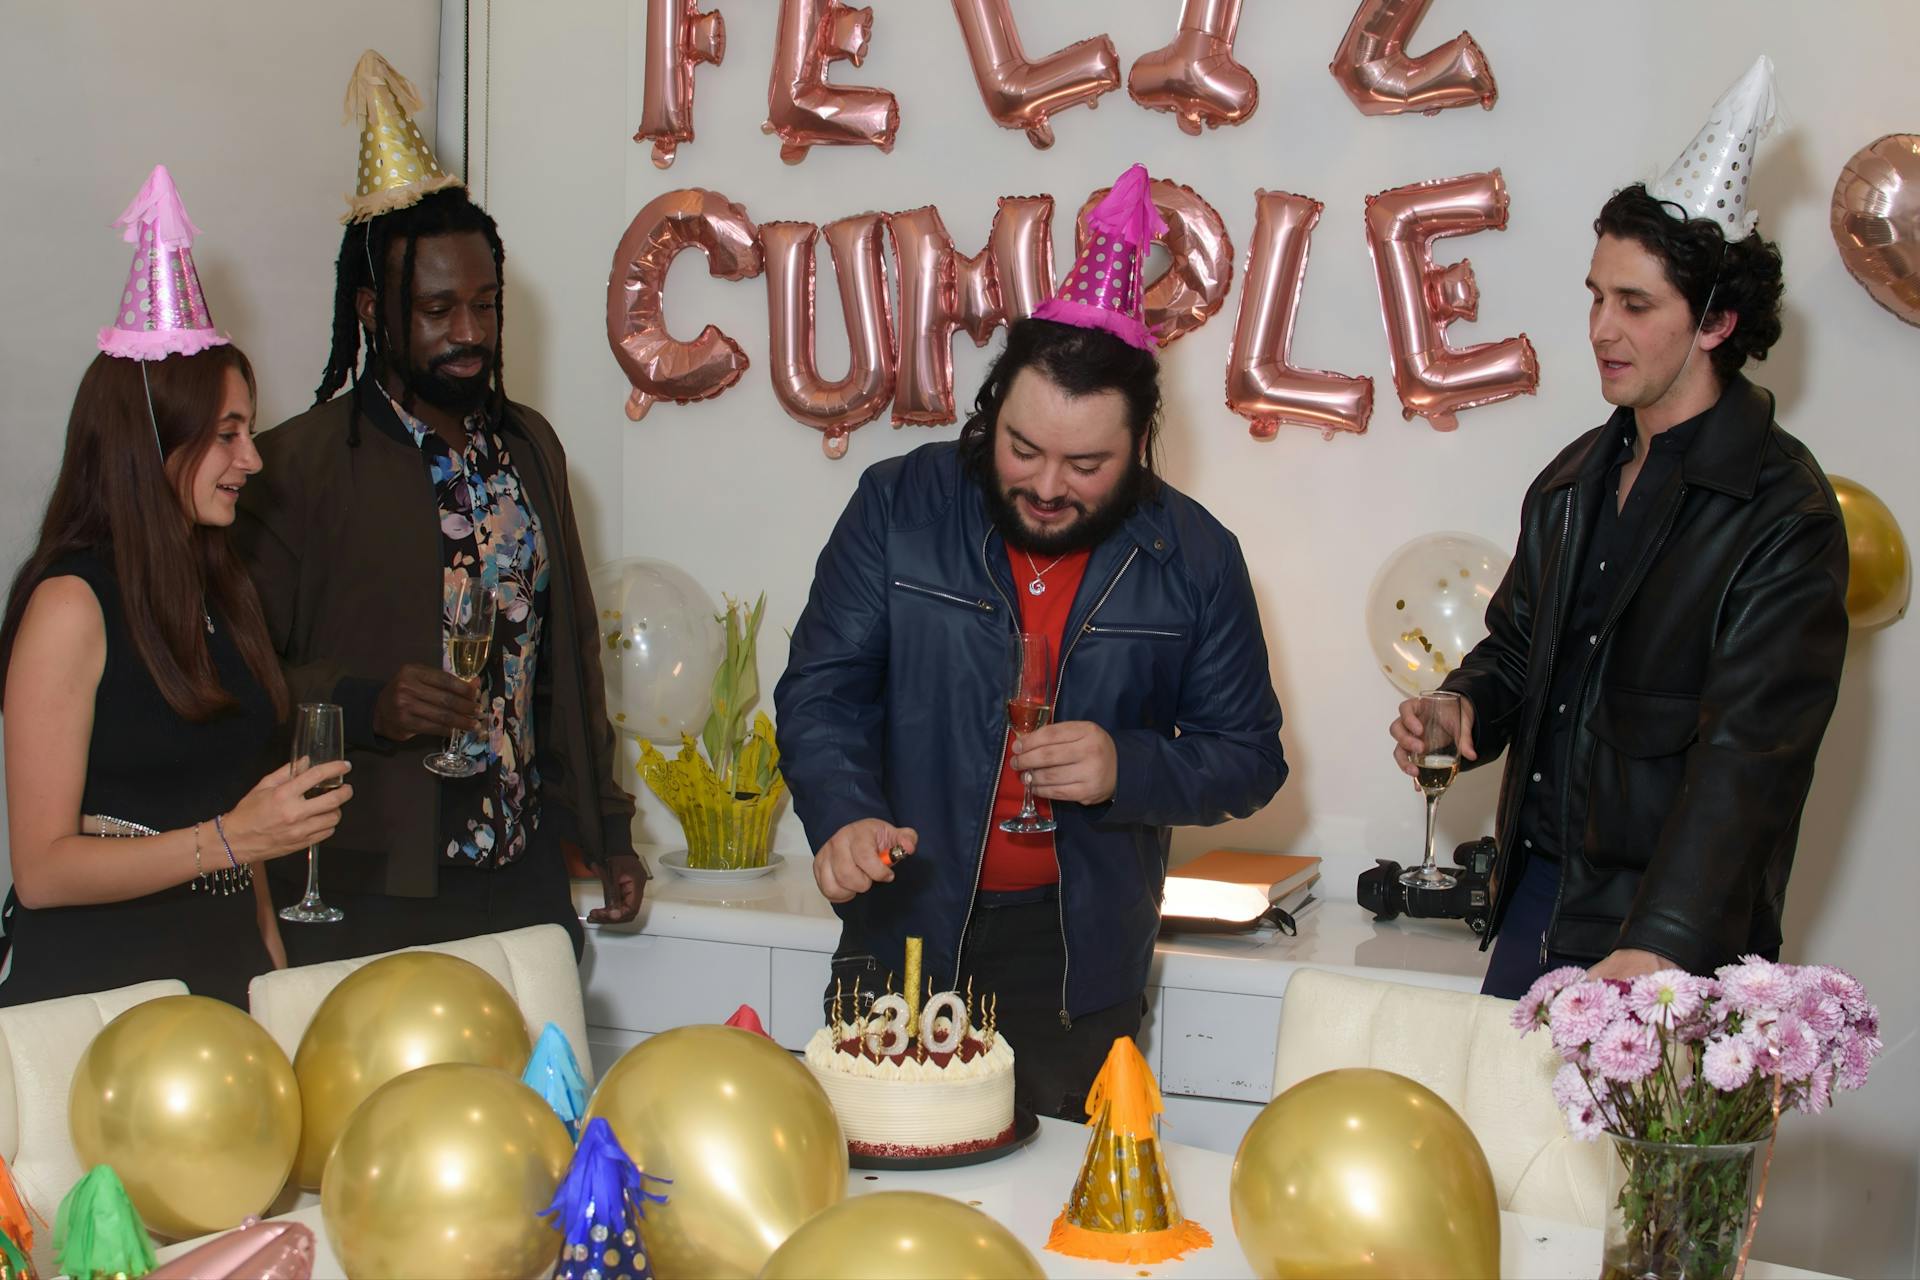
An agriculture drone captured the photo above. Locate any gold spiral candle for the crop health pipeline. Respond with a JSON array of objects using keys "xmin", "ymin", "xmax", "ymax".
[{"xmin": 903, "ymin": 936, "xmax": 923, "ymax": 1040}]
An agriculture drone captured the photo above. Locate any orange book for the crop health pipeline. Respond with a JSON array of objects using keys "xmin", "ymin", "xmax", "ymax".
[{"xmin": 1171, "ymin": 849, "xmax": 1321, "ymax": 901}]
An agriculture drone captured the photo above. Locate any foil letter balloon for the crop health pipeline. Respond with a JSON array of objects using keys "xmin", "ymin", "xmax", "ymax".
[
  {"xmin": 1073, "ymin": 178, "xmax": 1232, "ymax": 347},
  {"xmin": 1128, "ymin": 0, "xmax": 1258, "ymax": 135},
  {"xmin": 1364, "ymin": 170, "xmax": 1538, "ymax": 430},
  {"xmin": 1830, "ymin": 134, "xmax": 1920, "ymax": 326},
  {"xmin": 762, "ymin": 214, "xmax": 896, "ymax": 457},
  {"xmin": 608, "ymin": 188, "xmax": 763, "ymax": 422},
  {"xmin": 949, "ymin": 0, "xmax": 1120, "ymax": 150},
  {"xmin": 1226, "ymin": 190, "xmax": 1373, "ymax": 439},
  {"xmin": 634, "ymin": 0, "xmax": 727, "ymax": 168},
  {"xmin": 1330, "ymin": 0, "xmax": 1496, "ymax": 116},
  {"xmin": 764, "ymin": 0, "xmax": 900, "ymax": 163},
  {"xmin": 891, "ymin": 199, "xmax": 1058, "ymax": 425}
]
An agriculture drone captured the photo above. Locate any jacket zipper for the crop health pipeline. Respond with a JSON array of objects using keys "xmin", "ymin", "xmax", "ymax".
[
  {"xmin": 953, "ymin": 530, "xmax": 1021, "ymax": 994},
  {"xmin": 1533, "ymin": 492, "xmax": 1574, "ymax": 965},
  {"xmin": 1049, "ymin": 547, "xmax": 1140, "ymax": 1029},
  {"xmin": 891, "ymin": 578, "xmax": 997, "ymax": 613},
  {"xmin": 1541, "ymin": 483, "xmax": 1688, "ymax": 964},
  {"xmin": 1083, "ymin": 622, "xmax": 1183, "ymax": 640}
]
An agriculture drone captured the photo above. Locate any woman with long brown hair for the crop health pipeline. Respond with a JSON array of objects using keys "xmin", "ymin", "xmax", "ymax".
[{"xmin": 0, "ymin": 167, "xmax": 350, "ymax": 1006}]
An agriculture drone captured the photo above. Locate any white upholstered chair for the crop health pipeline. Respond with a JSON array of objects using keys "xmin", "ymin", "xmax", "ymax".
[
  {"xmin": 0, "ymin": 979, "xmax": 189, "ymax": 1276},
  {"xmin": 1271, "ymin": 967, "xmax": 1609, "ymax": 1228},
  {"xmin": 245, "ymin": 923, "xmax": 593, "ymax": 1085}
]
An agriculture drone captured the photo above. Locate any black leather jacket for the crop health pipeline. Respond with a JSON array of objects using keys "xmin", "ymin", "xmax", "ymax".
[{"xmin": 1444, "ymin": 376, "xmax": 1848, "ymax": 975}]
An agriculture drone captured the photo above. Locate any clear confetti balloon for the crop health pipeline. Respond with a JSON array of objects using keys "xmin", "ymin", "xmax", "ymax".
[
  {"xmin": 589, "ymin": 557, "xmax": 724, "ymax": 742},
  {"xmin": 1365, "ymin": 533, "xmax": 1509, "ymax": 696}
]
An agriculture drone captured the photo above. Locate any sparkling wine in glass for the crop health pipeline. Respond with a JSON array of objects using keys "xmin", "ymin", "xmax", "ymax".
[
  {"xmin": 1401, "ymin": 690, "xmax": 1463, "ymax": 889},
  {"xmin": 1000, "ymin": 632, "xmax": 1056, "ymax": 835},
  {"xmin": 280, "ymin": 701, "xmax": 346, "ymax": 924},
  {"xmin": 425, "ymin": 578, "xmax": 497, "ymax": 779}
]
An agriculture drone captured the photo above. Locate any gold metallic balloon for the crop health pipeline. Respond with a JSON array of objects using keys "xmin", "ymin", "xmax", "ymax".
[
  {"xmin": 758, "ymin": 1191, "xmax": 1045, "ymax": 1279},
  {"xmin": 68, "ymin": 995, "xmax": 300, "ymax": 1240},
  {"xmin": 320, "ymin": 1063, "xmax": 571, "ymax": 1280},
  {"xmin": 1229, "ymin": 1068, "xmax": 1499, "ymax": 1280},
  {"xmin": 291, "ymin": 951, "xmax": 532, "ymax": 1188},
  {"xmin": 584, "ymin": 1025, "xmax": 847, "ymax": 1278},
  {"xmin": 1831, "ymin": 474, "xmax": 1911, "ymax": 629}
]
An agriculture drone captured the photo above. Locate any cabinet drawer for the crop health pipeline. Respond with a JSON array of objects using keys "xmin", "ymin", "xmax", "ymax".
[
  {"xmin": 581, "ymin": 934, "xmax": 770, "ymax": 1034},
  {"xmin": 769, "ymin": 947, "xmax": 835, "ymax": 1050},
  {"xmin": 1157, "ymin": 987, "xmax": 1283, "ymax": 1102}
]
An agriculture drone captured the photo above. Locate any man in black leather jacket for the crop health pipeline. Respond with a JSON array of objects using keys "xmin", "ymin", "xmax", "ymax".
[
  {"xmin": 776, "ymin": 318, "xmax": 1288, "ymax": 1119},
  {"xmin": 1390, "ymin": 185, "xmax": 1848, "ymax": 998}
]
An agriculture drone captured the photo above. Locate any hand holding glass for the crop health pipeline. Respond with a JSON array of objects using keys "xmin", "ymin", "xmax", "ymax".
[
  {"xmin": 425, "ymin": 578, "xmax": 497, "ymax": 779},
  {"xmin": 1000, "ymin": 632, "xmax": 1056, "ymax": 835},
  {"xmin": 280, "ymin": 702, "xmax": 346, "ymax": 924},
  {"xmin": 1401, "ymin": 690, "xmax": 1462, "ymax": 889}
]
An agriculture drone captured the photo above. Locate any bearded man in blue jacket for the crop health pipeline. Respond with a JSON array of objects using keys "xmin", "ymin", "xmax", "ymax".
[{"xmin": 775, "ymin": 311, "xmax": 1289, "ymax": 1121}]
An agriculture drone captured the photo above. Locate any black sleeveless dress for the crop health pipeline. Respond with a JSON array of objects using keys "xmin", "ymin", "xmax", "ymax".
[{"xmin": 0, "ymin": 552, "xmax": 276, "ymax": 1007}]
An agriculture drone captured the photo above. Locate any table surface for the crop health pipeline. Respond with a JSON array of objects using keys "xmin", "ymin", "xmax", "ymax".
[
  {"xmin": 578, "ymin": 847, "xmax": 1491, "ymax": 999},
  {"xmin": 155, "ymin": 1118, "xmax": 1830, "ymax": 1280}
]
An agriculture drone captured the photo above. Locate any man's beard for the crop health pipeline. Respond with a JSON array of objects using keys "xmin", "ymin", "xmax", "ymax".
[
  {"xmin": 982, "ymin": 459, "xmax": 1144, "ymax": 556},
  {"xmin": 398, "ymin": 345, "xmax": 494, "ymax": 415}
]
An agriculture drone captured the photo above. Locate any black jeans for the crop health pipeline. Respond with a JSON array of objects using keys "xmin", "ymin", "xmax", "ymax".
[
  {"xmin": 273, "ymin": 825, "xmax": 585, "ymax": 968},
  {"xmin": 825, "ymin": 894, "xmax": 1145, "ymax": 1123}
]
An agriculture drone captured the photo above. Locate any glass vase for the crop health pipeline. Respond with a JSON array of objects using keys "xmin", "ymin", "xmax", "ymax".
[{"xmin": 1602, "ymin": 1133, "xmax": 1766, "ymax": 1280}]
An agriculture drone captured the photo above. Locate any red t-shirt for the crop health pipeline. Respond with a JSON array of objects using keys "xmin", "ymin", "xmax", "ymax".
[{"xmin": 979, "ymin": 544, "xmax": 1092, "ymax": 893}]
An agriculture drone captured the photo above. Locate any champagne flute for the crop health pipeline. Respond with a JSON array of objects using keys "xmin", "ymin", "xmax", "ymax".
[
  {"xmin": 1000, "ymin": 632, "xmax": 1057, "ymax": 835},
  {"xmin": 279, "ymin": 701, "xmax": 346, "ymax": 924},
  {"xmin": 425, "ymin": 577, "xmax": 497, "ymax": 779},
  {"xmin": 1400, "ymin": 689, "xmax": 1462, "ymax": 889}
]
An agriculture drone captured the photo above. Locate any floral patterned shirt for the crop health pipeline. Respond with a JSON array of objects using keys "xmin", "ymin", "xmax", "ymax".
[{"xmin": 381, "ymin": 385, "xmax": 550, "ymax": 866}]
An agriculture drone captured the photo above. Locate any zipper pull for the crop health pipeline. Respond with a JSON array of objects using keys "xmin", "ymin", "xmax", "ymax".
[
  {"xmin": 1538, "ymin": 930, "xmax": 1548, "ymax": 967},
  {"xmin": 1058, "ymin": 1009, "xmax": 1073, "ymax": 1030}
]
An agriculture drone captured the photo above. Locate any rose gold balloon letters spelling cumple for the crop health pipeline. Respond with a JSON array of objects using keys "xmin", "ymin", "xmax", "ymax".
[{"xmin": 612, "ymin": 0, "xmax": 1537, "ymax": 454}]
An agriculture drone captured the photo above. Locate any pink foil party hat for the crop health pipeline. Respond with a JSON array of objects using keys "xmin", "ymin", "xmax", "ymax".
[
  {"xmin": 1033, "ymin": 163, "xmax": 1167, "ymax": 350},
  {"xmin": 97, "ymin": 165, "xmax": 229, "ymax": 361}
]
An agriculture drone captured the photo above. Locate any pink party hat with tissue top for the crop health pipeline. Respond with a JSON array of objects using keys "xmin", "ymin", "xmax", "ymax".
[
  {"xmin": 97, "ymin": 165, "xmax": 228, "ymax": 360},
  {"xmin": 1034, "ymin": 163, "xmax": 1167, "ymax": 350}
]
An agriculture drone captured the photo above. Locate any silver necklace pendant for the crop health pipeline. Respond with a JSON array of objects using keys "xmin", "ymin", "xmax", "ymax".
[
  {"xmin": 204, "ymin": 609, "xmax": 215, "ymax": 635},
  {"xmin": 1027, "ymin": 578, "xmax": 1046, "ymax": 596}
]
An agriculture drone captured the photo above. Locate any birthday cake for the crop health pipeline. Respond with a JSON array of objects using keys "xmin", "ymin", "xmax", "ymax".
[{"xmin": 804, "ymin": 979, "xmax": 1017, "ymax": 1159}]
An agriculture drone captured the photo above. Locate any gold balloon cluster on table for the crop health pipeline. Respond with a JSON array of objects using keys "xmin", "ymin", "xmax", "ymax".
[
  {"xmin": 760, "ymin": 1191, "xmax": 1045, "ymax": 1279},
  {"xmin": 290, "ymin": 951, "xmax": 533, "ymax": 1189},
  {"xmin": 585, "ymin": 1024, "xmax": 848, "ymax": 1279},
  {"xmin": 1230, "ymin": 1068, "xmax": 1500, "ymax": 1280},
  {"xmin": 68, "ymin": 995, "xmax": 300, "ymax": 1240},
  {"xmin": 320, "ymin": 1063, "xmax": 573, "ymax": 1280},
  {"xmin": 1830, "ymin": 475, "xmax": 1910, "ymax": 629}
]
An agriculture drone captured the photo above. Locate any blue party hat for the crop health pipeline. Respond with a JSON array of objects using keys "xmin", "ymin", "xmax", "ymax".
[
  {"xmin": 543, "ymin": 1118, "xmax": 670, "ymax": 1280},
  {"xmin": 522, "ymin": 1022, "xmax": 589, "ymax": 1140}
]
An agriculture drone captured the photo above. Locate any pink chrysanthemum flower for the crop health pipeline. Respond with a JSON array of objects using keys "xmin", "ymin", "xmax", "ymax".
[
  {"xmin": 1838, "ymin": 1029, "xmax": 1883, "ymax": 1091},
  {"xmin": 1626, "ymin": 969, "xmax": 1707, "ymax": 1030},
  {"xmin": 1794, "ymin": 1061, "xmax": 1835, "ymax": 1115},
  {"xmin": 1551, "ymin": 1061, "xmax": 1591, "ymax": 1110},
  {"xmin": 1564, "ymin": 1099, "xmax": 1605, "ymax": 1141},
  {"xmin": 1549, "ymin": 981, "xmax": 1623, "ymax": 1053},
  {"xmin": 1591, "ymin": 1016, "xmax": 1662, "ymax": 1083},
  {"xmin": 1513, "ymin": 966, "xmax": 1588, "ymax": 1031},
  {"xmin": 1718, "ymin": 956, "xmax": 1795, "ymax": 1018},
  {"xmin": 1701, "ymin": 1032, "xmax": 1757, "ymax": 1091},
  {"xmin": 1760, "ymin": 1012, "xmax": 1821, "ymax": 1083}
]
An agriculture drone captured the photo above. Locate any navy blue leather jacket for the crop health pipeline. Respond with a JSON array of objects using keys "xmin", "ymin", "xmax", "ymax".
[{"xmin": 774, "ymin": 443, "xmax": 1287, "ymax": 1020}]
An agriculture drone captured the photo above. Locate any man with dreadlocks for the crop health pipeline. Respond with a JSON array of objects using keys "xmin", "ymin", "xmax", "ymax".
[{"xmin": 236, "ymin": 52, "xmax": 643, "ymax": 964}]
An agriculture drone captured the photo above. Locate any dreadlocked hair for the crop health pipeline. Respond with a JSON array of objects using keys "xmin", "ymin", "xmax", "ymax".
[{"xmin": 315, "ymin": 187, "xmax": 509, "ymax": 442}]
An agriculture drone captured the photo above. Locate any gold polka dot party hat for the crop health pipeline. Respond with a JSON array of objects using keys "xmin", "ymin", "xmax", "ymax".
[
  {"xmin": 341, "ymin": 49, "xmax": 461, "ymax": 224},
  {"xmin": 1047, "ymin": 1036, "xmax": 1213, "ymax": 1264}
]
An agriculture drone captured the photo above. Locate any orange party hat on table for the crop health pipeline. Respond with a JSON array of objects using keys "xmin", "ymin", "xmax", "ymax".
[{"xmin": 1047, "ymin": 1036, "xmax": 1212, "ymax": 1264}]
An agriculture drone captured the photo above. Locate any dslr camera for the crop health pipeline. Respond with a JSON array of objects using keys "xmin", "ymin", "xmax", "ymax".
[{"xmin": 1356, "ymin": 837, "xmax": 1496, "ymax": 935}]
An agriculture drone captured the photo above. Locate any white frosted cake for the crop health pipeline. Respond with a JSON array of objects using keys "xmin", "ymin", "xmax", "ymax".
[{"xmin": 804, "ymin": 989, "xmax": 1017, "ymax": 1159}]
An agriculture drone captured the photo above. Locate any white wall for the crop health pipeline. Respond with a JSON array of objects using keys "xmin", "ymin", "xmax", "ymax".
[
  {"xmin": 474, "ymin": 3, "xmax": 1918, "ymax": 1275},
  {"xmin": 0, "ymin": 8, "xmax": 440, "ymax": 888}
]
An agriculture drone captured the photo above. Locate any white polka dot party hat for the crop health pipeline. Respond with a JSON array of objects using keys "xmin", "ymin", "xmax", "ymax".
[
  {"xmin": 97, "ymin": 165, "xmax": 229, "ymax": 361},
  {"xmin": 341, "ymin": 49, "xmax": 461, "ymax": 224},
  {"xmin": 1649, "ymin": 54, "xmax": 1778, "ymax": 242}
]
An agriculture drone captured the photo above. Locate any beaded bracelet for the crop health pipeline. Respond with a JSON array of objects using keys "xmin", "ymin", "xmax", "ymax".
[{"xmin": 207, "ymin": 813, "xmax": 251, "ymax": 897}]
